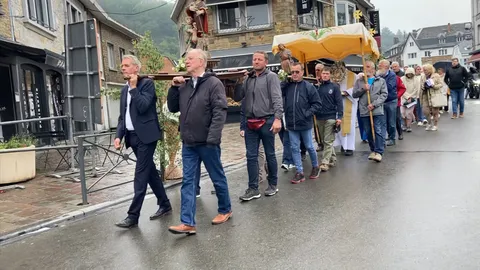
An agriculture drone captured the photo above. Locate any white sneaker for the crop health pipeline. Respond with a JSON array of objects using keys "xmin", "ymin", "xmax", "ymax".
[
  {"xmin": 417, "ymin": 121, "xmax": 424, "ymax": 126},
  {"xmin": 425, "ymin": 125, "xmax": 432, "ymax": 131},
  {"xmin": 281, "ymin": 164, "xmax": 289, "ymax": 171},
  {"xmin": 288, "ymin": 164, "xmax": 296, "ymax": 170},
  {"xmin": 431, "ymin": 126, "xmax": 438, "ymax": 131}
]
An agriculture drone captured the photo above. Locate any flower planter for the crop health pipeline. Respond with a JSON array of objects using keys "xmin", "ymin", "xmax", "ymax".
[{"xmin": 0, "ymin": 145, "xmax": 36, "ymax": 185}]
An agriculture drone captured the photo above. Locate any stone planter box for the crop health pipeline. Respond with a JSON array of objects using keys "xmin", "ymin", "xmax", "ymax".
[{"xmin": 0, "ymin": 146, "xmax": 36, "ymax": 185}]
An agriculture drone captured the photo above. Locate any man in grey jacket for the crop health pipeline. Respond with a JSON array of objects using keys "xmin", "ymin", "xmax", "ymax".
[
  {"xmin": 352, "ymin": 61, "xmax": 388, "ymax": 162},
  {"xmin": 233, "ymin": 50, "xmax": 283, "ymax": 201}
]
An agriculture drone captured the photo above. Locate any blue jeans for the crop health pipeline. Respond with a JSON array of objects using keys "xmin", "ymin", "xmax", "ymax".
[
  {"xmin": 279, "ymin": 127, "xmax": 293, "ymax": 165},
  {"xmin": 181, "ymin": 145, "xmax": 231, "ymax": 226},
  {"xmin": 195, "ymin": 160, "xmax": 201, "ymax": 195},
  {"xmin": 361, "ymin": 115, "xmax": 386, "ymax": 155},
  {"xmin": 288, "ymin": 128, "xmax": 318, "ymax": 173},
  {"xmin": 383, "ymin": 100, "xmax": 397, "ymax": 141},
  {"xmin": 357, "ymin": 108, "xmax": 368, "ymax": 141},
  {"xmin": 416, "ymin": 100, "xmax": 426, "ymax": 121},
  {"xmin": 245, "ymin": 116, "xmax": 278, "ymax": 190},
  {"xmin": 450, "ymin": 88, "xmax": 465, "ymax": 114}
]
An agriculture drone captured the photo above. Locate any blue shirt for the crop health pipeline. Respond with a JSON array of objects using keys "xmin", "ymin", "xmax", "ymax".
[{"xmin": 368, "ymin": 77, "xmax": 375, "ymax": 85}]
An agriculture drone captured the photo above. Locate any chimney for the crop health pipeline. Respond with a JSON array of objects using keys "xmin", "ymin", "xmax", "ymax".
[
  {"xmin": 412, "ymin": 30, "xmax": 418, "ymax": 39},
  {"xmin": 447, "ymin": 23, "xmax": 451, "ymax": 33},
  {"xmin": 393, "ymin": 37, "xmax": 399, "ymax": 44}
]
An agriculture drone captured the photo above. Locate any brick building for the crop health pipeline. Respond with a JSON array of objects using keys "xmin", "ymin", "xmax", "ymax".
[
  {"xmin": 0, "ymin": 0, "xmax": 140, "ymax": 141},
  {"xmin": 171, "ymin": 0, "xmax": 377, "ymax": 72}
]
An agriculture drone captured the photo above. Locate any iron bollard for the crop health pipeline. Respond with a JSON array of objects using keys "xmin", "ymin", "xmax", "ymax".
[{"xmin": 78, "ymin": 137, "xmax": 89, "ymax": 205}]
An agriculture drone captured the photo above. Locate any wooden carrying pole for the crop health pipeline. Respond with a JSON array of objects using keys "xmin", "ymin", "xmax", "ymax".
[
  {"xmin": 304, "ymin": 58, "xmax": 322, "ymax": 146},
  {"xmin": 360, "ymin": 38, "xmax": 376, "ymax": 141}
]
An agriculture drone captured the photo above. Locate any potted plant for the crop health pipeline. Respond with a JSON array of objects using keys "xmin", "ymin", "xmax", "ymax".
[{"xmin": 0, "ymin": 136, "xmax": 37, "ymax": 184}]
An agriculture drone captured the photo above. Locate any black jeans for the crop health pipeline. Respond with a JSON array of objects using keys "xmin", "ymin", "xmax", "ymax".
[
  {"xmin": 245, "ymin": 117, "xmax": 278, "ymax": 190},
  {"xmin": 126, "ymin": 131, "xmax": 170, "ymax": 221},
  {"xmin": 396, "ymin": 106, "xmax": 403, "ymax": 136}
]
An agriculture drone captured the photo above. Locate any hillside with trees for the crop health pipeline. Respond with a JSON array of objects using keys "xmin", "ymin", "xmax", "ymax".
[
  {"xmin": 381, "ymin": 27, "xmax": 407, "ymax": 51},
  {"xmin": 97, "ymin": 0, "xmax": 180, "ymax": 58}
]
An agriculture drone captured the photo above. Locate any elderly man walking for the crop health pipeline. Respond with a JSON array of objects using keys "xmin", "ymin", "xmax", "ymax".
[
  {"xmin": 167, "ymin": 48, "xmax": 232, "ymax": 235},
  {"xmin": 234, "ymin": 51, "xmax": 283, "ymax": 201},
  {"xmin": 353, "ymin": 61, "xmax": 388, "ymax": 162},
  {"xmin": 377, "ymin": 59, "xmax": 397, "ymax": 146}
]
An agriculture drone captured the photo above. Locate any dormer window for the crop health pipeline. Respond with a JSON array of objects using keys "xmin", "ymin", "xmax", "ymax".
[{"xmin": 439, "ymin": 38, "xmax": 446, "ymax": 44}]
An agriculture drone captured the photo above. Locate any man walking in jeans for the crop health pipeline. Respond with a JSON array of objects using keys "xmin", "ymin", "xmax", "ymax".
[
  {"xmin": 167, "ymin": 49, "xmax": 232, "ymax": 235},
  {"xmin": 377, "ymin": 60, "xmax": 397, "ymax": 146},
  {"xmin": 315, "ymin": 67, "xmax": 343, "ymax": 172},
  {"xmin": 444, "ymin": 58, "xmax": 469, "ymax": 119},
  {"xmin": 233, "ymin": 51, "xmax": 283, "ymax": 201},
  {"xmin": 283, "ymin": 63, "xmax": 322, "ymax": 183},
  {"xmin": 353, "ymin": 61, "xmax": 388, "ymax": 162}
]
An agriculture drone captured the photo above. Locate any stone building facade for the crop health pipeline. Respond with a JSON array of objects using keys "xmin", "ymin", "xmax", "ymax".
[{"xmin": 0, "ymin": 0, "xmax": 12, "ymax": 39}]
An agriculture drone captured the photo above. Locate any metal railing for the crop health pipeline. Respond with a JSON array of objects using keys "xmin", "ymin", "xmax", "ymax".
[{"xmin": 76, "ymin": 133, "xmax": 166, "ymax": 205}]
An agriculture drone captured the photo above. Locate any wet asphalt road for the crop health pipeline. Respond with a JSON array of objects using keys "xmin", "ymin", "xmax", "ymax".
[{"xmin": 2, "ymin": 100, "xmax": 480, "ymax": 270}]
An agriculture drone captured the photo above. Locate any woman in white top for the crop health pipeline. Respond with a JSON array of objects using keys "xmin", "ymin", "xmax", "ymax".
[{"xmin": 401, "ymin": 68, "xmax": 420, "ymax": 132}]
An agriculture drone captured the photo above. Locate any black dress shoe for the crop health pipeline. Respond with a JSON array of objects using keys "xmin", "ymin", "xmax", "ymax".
[
  {"xmin": 344, "ymin": 150, "xmax": 353, "ymax": 156},
  {"xmin": 149, "ymin": 206, "xmax": 172, "ymax": 220},
  {"xmin": 398, "ymin": 134, "xmax": 404, "ymax": 140},
  {"xmin": 115, "ymin": 218, "xmax": 138, "ymax": 229}
]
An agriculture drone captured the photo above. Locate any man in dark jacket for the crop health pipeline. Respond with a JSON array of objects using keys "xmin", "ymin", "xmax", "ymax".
[
  {"xmin": 114, "ymin": 55, "xmax": 172, "ymax": 229},
  {"xmin": 315, "ymin": 67, "xmax": 343, "ymax": 172},
  {"xmin": 378, "ymin": 59, "xmax": 398, "ymax": 146},
  {"xmin": 444, "ymin": 58, "xmax": 469, "ymax": 118},
  {"xmin": 233, "ymin": 51, "xmax": 283, "ymax": 201},
  {"xmin": 167, "ymin": 49, "xmax": 232, "ymax": 235},
  {"xmin": 392, "ymin": 61, "xmax": 404, "ymax": 77},
  {"xmin": 283, "ymin": 62, "xmax": 322, "ymax": 184}
]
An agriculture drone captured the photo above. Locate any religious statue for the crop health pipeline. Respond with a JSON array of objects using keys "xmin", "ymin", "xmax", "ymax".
[
  {"xmin": 184, "ymin": 16, "xmax": 198, "ymax": 52},
  {"xmin": 278, "ymin": 44, "xmax": 293, "ymax": 74},
  {"xmin": 186, "ymin": 0, "xmax": 208, "ymax": 37}
]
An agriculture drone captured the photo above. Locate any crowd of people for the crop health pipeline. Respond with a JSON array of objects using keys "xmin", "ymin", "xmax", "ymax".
[{"xmin": 113, "ymin": 49, "xmax": 471, "ymax": 235}]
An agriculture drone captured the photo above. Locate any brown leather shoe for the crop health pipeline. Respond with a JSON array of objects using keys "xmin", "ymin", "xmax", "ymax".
[
  {"xmin": 168, "ymin": 224, "xmax": 196, "ymax": 235},
  {"xmin": 212, "ymin": 212, "xmax": 232, "ymax": 225}
]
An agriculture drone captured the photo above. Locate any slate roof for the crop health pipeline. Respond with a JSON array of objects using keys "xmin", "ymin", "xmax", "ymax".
[{"xmin": 416, "ymin": 23, "xmax": 470, "ymax": 39}]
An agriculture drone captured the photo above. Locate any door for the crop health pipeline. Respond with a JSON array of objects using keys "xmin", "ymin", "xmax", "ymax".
[{"xmin": 0, "ymin": 65, "xmax": 17, "ymax": 141}]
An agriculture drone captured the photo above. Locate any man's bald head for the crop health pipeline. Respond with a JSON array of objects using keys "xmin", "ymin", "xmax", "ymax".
[{"xmin": 315, "ymin": 63, "xmax": 324, "ymax": 79}]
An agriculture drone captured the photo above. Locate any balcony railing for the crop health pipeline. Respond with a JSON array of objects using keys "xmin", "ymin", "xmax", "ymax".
[{"xmin": 212, "ymin": 22, "xmax": 275, "ymax": 36}]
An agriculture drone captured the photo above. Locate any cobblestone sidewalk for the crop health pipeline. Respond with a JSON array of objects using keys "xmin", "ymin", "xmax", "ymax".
[{"xmin": 0, "ymin": 123, "xmax": 282, "ymax": 237}]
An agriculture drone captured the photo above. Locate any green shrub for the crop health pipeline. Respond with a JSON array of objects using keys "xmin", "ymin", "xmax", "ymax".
[{"xmin": 0, "ymin": 136, "xmax": 36, "ymax": 150}]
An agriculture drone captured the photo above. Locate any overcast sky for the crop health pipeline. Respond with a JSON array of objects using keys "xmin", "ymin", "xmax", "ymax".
[{"xmin": 372, "ymin": 0, "xmax": 472, "ymax": 32}]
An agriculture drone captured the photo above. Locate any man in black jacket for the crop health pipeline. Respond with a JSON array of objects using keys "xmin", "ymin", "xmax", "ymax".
[
  {"xmin": 167, "ymin": 49, "xmax": 232, "ymax": 235},
  {"xmin": 445, "ymin": 58, "xmax": 469, "ymax": 118},
  {"xmin": 315, "ymin": 67, "xmax": 343, "ymax": 172},
  {"xmin": 114, "ymin": 55, "xmax": 172, "ymax": 229},
  {"xmin": 283, "ymin": 62, "xmax": 322, "ymax": 184}
]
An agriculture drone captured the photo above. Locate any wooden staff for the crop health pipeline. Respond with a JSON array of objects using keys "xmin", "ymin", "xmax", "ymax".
[
  {"xmin": 360, "ymin": 38, "xmax": 375, "ymax": 141},
  {"xmin": 304, "ymin": 59, "xmax": 322, "ymax": 146}
]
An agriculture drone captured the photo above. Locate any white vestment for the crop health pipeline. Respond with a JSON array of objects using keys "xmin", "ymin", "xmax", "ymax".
[{"xmin": 334, "ymin": 72, "xmax": 358, "ymax": 151}]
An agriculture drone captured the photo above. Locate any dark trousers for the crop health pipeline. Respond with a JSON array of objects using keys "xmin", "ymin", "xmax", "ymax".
[
  {"xmin": 361, "ymin": 115, "xmax": 386, "ymax": 155},
  {"xmin": 245, "ymin": 116, "xmax": 278, "ymax": 190},
  {"xmin": 383, "ymin": 100, "xmax": 397, "ymax": 141},
  {"xmin": 396, "ymin": 106, "xmax": 403, "ymax": 136},
  {"xmin": 126, "ymin": 131, "xmax": 170, "ymax": 221},
  {"xmin": 181, "ymin": 144, "xmax": 231, "ymax": 226},
  {"xmin": 357, "ymin": 107, "xmax": 367, "ymax": 141}
]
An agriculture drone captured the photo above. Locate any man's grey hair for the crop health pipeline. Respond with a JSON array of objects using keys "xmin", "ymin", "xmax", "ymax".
[
  {"xmin": 188, "ymin": 48, "xmax": 208, "ymax": 68},
  {"xmin": 315, "ymin": 63, "xmax": 324, "ymax": 70},
  {"xmin": 379, "ymin": 59, "xmax": 390, "ymax": 67},
  {"xmin": 122, "ymin": 54, "xmax": 142, "ymax": 70},
  {"xmin": 365, "ymin": 60, "xmax": 376, "ymax": 68},
  {"xmin": 392, "ymin": 61, "xmax": 399, "ymax": 66}
]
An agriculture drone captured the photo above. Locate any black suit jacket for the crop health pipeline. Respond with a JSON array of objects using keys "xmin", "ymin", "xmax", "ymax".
[{"xmin": 116, "ymin": 77, "xmax": 162, "ymax": 148}]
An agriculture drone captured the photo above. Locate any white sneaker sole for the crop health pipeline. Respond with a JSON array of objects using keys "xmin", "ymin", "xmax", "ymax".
[{"xmin": 240, "ymin": 194, "xmax": 261, "ymax": 201}]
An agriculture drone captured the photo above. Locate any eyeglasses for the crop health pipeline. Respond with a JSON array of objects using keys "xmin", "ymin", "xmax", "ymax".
[{"xmin": 292, "ymin": 70, "xmax": 302, "ymax": 74}]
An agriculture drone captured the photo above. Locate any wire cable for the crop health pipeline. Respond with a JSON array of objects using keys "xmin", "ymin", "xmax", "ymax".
[{"xmin": 86, "ymin": 2, "xmax": 168, "ymax": 16}]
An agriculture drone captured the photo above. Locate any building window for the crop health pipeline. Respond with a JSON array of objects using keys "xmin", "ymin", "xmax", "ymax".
[
  {"xmin": 119, "ymin": 48, "xmax": 125, "ymax": 62},
  {"xmin": 335, "ymin": 1, "xmax": 356, "ymax": 26},
  {"xmin": 408, "ymin": 53, "xmax": 417, "ymax": 59},
  {"xmin": 26, "ymin": 0, "xmax": 55, "ymax": 30},
  {"xmin": 129, "ymin": 51, "xmax": 135, "ymax": 55},
  {"xmin": 107, "ymin": 43, "xmax": 116, "ymax": 70},
  {"xmin": 457, "ymin": 36, "xmax": 464, "ymax": 42},
  {"xmin": 439, "ymin": 38, "xmax": 446, "ymax": 44},
  {"xmin": 410, "ymin": 42, "xmax": 414, "ymax": 46},
  {"xmin": 439, "ymin": 49, "xmax": 448, "ymax": 56},
  {"xmin": 425, "ymin": 51, "xmax": 431, "ymax": 57},
  {"xmin": 298, "ymin": 1, "xmax": 324, "ymax": 29},
  {"xmin": 216, "ymin": 0, "xmax": 271, "ymax": 33},
  {"xmin": 66, "ymin": 2, "xmax": 82, "ymax": 23}
]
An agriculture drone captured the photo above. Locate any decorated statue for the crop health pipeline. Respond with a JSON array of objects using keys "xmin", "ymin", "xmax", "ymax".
[
  {"xmin": 186, "ymin": 0, "xmax": 208, "ymax": 37},
  {"xmin": 278, "ymin": 44, "xmax": 293, "ymax": 74},
  {"xmin": 184, "ymin": 16, "xmax": 198, "ymax": 51}
]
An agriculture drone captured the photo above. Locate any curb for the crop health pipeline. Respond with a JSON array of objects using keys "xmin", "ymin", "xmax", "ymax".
[{"xmin": 0, "ymin": 151, "xmax": 282, "ymax": 244}]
